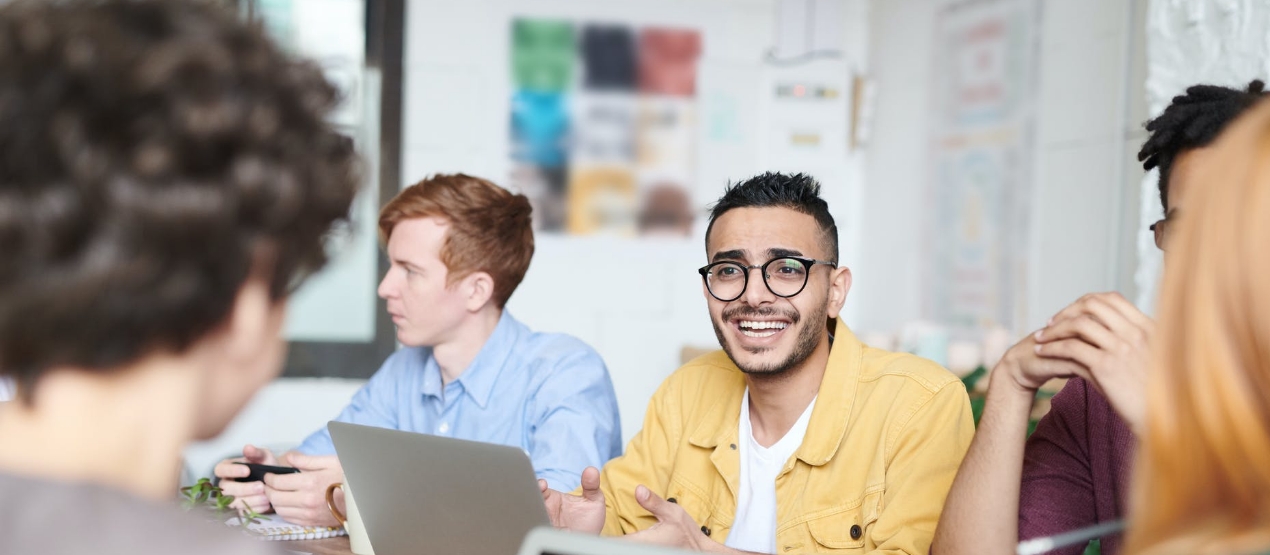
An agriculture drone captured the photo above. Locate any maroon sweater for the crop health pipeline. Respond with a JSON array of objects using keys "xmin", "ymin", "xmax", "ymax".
[{"xmin": 1018, "ymin": 377, "xmax": 1135, "ymax": 555}]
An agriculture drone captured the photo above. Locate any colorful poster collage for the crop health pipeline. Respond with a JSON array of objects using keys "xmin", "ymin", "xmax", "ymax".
[{"xmin": 511, "ymin": 19, "xmax": 702, "ymax": 236}]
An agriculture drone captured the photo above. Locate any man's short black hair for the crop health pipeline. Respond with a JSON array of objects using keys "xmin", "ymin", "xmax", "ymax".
[
  {"xmin": 1138, "ymin": 79, "xmax": 1266, "ymax": 210},
  {"xmin": 706, "ymin": 172, "xmax": 838, "ymax": 262},
  {"xmin": 0, "ymin": 0, "xmax": 360, "ymax": 398}
]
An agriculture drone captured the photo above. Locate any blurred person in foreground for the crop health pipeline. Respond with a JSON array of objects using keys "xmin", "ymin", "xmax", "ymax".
[
  {"xmin": 934, "ymin": 80, "xmax": 1267, "ymax": 555},
  {"xmin": 0, "ymin": 0, "xmax": 360, "ymax": 553},
  {"xmin": 1122, "ymin": 96, "xmax": 1270, "ymax": 555}
]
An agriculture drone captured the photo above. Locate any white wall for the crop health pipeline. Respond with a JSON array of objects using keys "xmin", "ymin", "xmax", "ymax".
[
  {"xmin": 1027, "ymin": 0, "xmax": 1145, "ymax": 329},
  {"xmin": 1134, "ymin": 0, "xmax": 1270, "ymax": 312},
  {"xmin": 401, "ymin": 0, "xmax": 870, "ymax": 444},
  {"xmin": 861, "ymin": 0, "xmax": 1147, "ymax": 336},
  {"xmin": 855, "ymin": 0, "xmax": 939, "ymax": 335}
]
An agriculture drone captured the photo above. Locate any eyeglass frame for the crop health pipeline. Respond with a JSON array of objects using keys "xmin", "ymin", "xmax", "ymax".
[{"xmin": 697, "ymin": 256, "xmax": 838, "ymax": 302}]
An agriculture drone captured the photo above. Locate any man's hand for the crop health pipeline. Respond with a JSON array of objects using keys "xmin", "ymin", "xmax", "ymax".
[
  {"xmin": 1034, "ymin": 292, "xmax": 1152, "ymax": 431},
  {"xmin": 625, "ymin": 485, "xmax": 734, "ymax": 553},
  {"xmin": 212, "ymin": 444, "xmax": 279, "ymax": 514},
  {"xmin": 934, "ymin": 334, "xmax": 1090, "ymax": 555},
  {"xmin": 995, "ymin": 332, "xmax": 1092, "ymax": 395},
  {"xmin": 262, "ymin": 452, "xmax": 345, "ymax": 527},
  {"xmin": 539, "ymin": 466, "xmax": 606, "ymax": 534}
]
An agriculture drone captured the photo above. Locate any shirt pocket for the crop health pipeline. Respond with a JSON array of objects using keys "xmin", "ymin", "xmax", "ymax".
[
  {"xmin": 804, "ymin": 493, "xmax": 881, "ymax": 553},
  {"xmin": 664, "ymin": 481, "xmax": 717, "ymax": 533}
]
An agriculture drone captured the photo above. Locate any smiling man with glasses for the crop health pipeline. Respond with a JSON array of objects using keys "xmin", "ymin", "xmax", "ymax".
[{"xmin": 540, "ymin": 172, "xmax": 974, "ymax": 554}]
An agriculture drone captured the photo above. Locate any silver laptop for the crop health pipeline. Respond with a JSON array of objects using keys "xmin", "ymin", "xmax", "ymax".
[
  {"xmin": 517, "ymin": 528, "xmax": 696, "ymax": 555},
  {"xmin": 329, "ymin": 421, "xmax": 551, "ymax": 555}
]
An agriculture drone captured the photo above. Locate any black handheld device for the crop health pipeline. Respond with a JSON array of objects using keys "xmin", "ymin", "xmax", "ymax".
[{"xmin": 232, "ymin": 462, "xmax": 301, "ymax": 483}]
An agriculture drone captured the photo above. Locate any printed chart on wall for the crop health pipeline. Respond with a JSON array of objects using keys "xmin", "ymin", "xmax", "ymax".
[
  {"xmin": 926, "ymin": 0, "xmax": 1039, "ymax": 333},
  {"xmin": 510, "ymin": 18, "xmax": 702, "ymax": 237}
]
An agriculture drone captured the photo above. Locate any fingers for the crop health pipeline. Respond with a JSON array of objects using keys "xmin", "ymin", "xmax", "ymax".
[
  {"xmin": 1005, "ymin": 335, "xmax": 1091, "ymax": 386},
  {"xmin": 1077, "ymin": 296, "xmax": 1135, "ymax": 337},
  {"xmin": 267, "ymin": 489, "xmax": 320, "ymax": 512},
  {"xmin": 271, "ymin": 499, "xmax": 337, "ymax": 527},
  {"xmin": 1035, "ymin": 338, "xmax": 1103, "ymax": 370},
  {"xmin": 1036, "ymin": 315, "xmax": 1116, "ymax": 350},
  {"xmin": 623, "ymin": 528, "xmax": 663, "ymax": 545},
  {"xmin": 539, "ymin": 485, "xmax": 563, "ymax": 527},
  {"xmin": 1050, "ymin": 293, "xmax": 1146, "ymax": 339},
  {"xmin": 282, "ymin": 452, "xmax": 337, "ymax": 471},
  {"xmin": 539, "ymin": 479, "xmax": 558, "ymax": 503},
  {"xmin": 262, "ymin": 469, "xmax": 318, "ymax": 492},
  {"xmin": 242, "ymin": 444, "xmax": 275, "ymax": 465},
  {"xmin": 219, "ymin": 479, "xmax": 271, "ymax": 512},
  {"xmin": 1017, "ymin": 351, "xmax": 1090, "ymax": 381},
  {"xmin": 580, "ymin": 467, "xmax": 603, "ymax": 503},
  {"xmin": 258, "ymin": 455, "xmax": 343, "ymax": 527},
  {"xmin": 213, "ymin": 458, "xmax": 250, "ymax": 480},
  {"xmin": 231, "ymin": 493, "xmax": 272, "ymax": 514},
  {"xmin": 219, "ymin": 478, "xmax": 264, "ymax": 498},
  {"xmin": 634, "ymin": 485, "xmax": 671, "ymax": 518},
  {"xmin": 265, "ymin": 482, "xmax": 332, "ymax": 525},
  {"xmin": 1095, "ymin": 291, "xmax": 1155, "ymax": 330}
]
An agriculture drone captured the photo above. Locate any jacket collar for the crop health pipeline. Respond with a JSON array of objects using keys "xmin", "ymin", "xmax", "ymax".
[{"xmin": 687, "ymin": 319, "xmax": 862, "ymax": 468}]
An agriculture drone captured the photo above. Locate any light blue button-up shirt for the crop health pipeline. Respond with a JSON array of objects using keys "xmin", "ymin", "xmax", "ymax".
[{"xmin": 297, "ymin": 311, "xmax": 622, "ymax": 491}]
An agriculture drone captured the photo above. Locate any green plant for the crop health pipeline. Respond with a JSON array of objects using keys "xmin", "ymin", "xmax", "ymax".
[
  {"xmin": 960, "ymin": 364, "xmax": 988, "ymax": 391},
  {"xmin": 180, "ymin": 478, "xmax": 264, "ymax": 529}
]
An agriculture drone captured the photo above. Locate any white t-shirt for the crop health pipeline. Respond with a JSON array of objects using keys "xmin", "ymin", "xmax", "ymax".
[{"xmin": 724, "ymin": 389, "xmax": 817, "ymax": 554}]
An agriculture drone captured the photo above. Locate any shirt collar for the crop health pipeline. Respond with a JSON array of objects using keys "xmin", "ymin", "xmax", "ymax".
[
  {"xmin": 419, "ymin": 311, "xmax": 524, "ymax": 409},
  {"xmin": 420, "ymin": 353, "xmax": 445, "ymax": 399}
]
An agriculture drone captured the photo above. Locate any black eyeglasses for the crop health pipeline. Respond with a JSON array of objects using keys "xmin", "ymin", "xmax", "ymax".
[{"xmin": 697, "ymin": 257, "xmax": 837, "ymax": 302}]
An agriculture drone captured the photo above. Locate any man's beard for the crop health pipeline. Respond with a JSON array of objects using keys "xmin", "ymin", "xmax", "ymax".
[{"xmin": 711, "ymin": 302, "xmax": 827, "ymax": 377}]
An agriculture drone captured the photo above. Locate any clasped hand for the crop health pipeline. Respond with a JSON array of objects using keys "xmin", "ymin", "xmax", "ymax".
[{"xmin": 1001, "ymin": 292, "xmax": 1151, "ymax": 432}]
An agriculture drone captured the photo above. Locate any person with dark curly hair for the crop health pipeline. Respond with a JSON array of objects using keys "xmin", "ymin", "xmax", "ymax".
[
  {"xmin": 934, "ymin": 80, "xmax": 1267, "ymax": 555},
  {"xmin": 0, "ymin": 0, "xmax": 360, "ymax": 552},
  {"xmin": 1125, "ymin": 89, "xmax": 1270, "ymax": 555}
]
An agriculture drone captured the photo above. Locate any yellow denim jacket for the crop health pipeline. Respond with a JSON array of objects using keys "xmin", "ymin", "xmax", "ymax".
[{"xmin": 596, "ymin": 320, "xmax": 974, "ymax": 554}]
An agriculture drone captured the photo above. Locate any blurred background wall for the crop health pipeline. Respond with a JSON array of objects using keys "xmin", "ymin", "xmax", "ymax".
[
  {"xmin": 169, "ymin": 0, "xmax": 1270, "ymax": 473},
  {"xmin": 863, "ymin": 0, "xmax": 1148, "ymax": 344}
]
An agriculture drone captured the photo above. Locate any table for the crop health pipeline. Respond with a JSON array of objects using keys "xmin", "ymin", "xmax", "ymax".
[{"xmin": 285, "ymin": 536, "xmax": 353, "ymax": 555}]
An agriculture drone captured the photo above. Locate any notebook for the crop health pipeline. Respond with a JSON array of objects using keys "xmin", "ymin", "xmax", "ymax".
[{"xmin": 224, "ymin": 513, "xmax": 347, "ymax": 541}]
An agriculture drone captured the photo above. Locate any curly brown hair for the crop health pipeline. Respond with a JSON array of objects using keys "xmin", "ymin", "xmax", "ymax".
[{"xmin": 0, "ymin": 0, "xmax": 361, "ymax": 397}]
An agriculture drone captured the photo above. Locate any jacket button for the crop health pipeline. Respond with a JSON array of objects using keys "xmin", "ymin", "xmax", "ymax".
[
  {"xmin": 729, "ymin": 443, "xmax": 737, "ymax": 450},
  {"xmin": 667, "ymin": 497, "xmax": 677, "ymax": 504},
  {"xmin": 850, "ymin": 524, "xmax": 862, "ymax": 540},
  {"xmin": 701, "ymin": 525, "xmax": 711, "ymax": 537}
]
